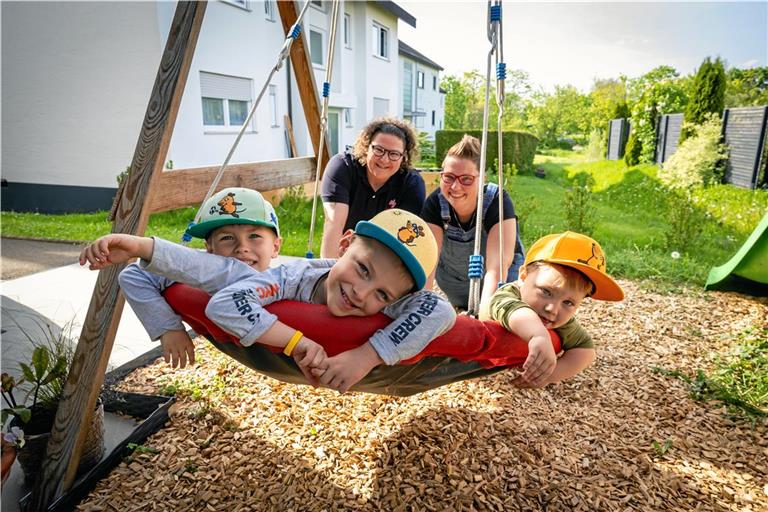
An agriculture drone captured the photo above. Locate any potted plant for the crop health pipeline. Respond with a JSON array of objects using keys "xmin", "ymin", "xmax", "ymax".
[{"xmin": 1, "ymin": 340, "xmax": 105, "ymax": 484}]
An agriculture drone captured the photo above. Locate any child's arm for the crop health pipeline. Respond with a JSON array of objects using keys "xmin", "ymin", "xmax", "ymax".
[
  {"xmin": 119, "ymin": 263, "xmax": 195, "ymax": 368},
  {"xmin": 81, "ymin": 234, "xmax": 255, "ymax": 294},
  {"xmin": 489, "ymin": 284, "xmax": 557, "ymax": 386},
  {"xmin": 80, "ymin": 234, "xmax": 154, "ymax": 269},
  {"xmin": 512, "ymin": 348, "xmax": 596, "ymax": 388},
  {"xmin": 313, "ymin": 291, "xmax": 456, "ymax": 393}
]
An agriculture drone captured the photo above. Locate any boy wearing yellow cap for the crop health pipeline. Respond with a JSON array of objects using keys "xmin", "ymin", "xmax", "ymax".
[
  {"xmin": 81, "ymin": 209, "xmax": 454, "ymax": 393},
  {"xmin": 488, "ymin": 231, "xmax": 624, "ymax": 388},
  {"xmin": 117, "ymin": 187, "xmax": 282, "ymax": 370}
]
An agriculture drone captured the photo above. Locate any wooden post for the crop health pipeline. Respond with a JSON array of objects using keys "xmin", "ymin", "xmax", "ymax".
[
  {"xmin": 277, "ymin": 0, "xmax": 331, "ymax": 173},
  {"xmin": 28, "ymin": 2, "xmax": 207, "ymax": 509},
  {"xmin": 284, "ymin": 114, "xmax": 299, "ymax": 158}
]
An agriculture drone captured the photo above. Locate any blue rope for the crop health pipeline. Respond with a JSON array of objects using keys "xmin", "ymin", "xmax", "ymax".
[
  {"xmin": 496, "ymin": 62, "xmax": 506, "ymax": 80},
  {"xmin": 468, "ymin": 254, "xmax": 484, "ymax": 279},
  {"xmin": 181, "ymin": 221, "xmax": 195, "ymax": 243},
  {"xmin": 290, "ymin": 24, "xmax": 302, "ymax": 39},
  {"xmin": 322, "ymin": 82, "xmax": 330, "ymax": 98},
  {"xmin": 490, "ymin": 4, "xmax": 501, "ymax": 21}
]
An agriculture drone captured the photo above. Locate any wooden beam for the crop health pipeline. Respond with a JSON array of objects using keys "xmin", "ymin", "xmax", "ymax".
[
  {"xmin": 277, "ymin": 0, "xmax": 331, "ymax": 173},
  {"xmin": 149, "ymin": 156, "xmax": 317, "ymax": 212},
  {"xmin": 284, "ymin": 114, "xmax": 299, "ymax": 158},
  {"xmin": 29, "ymin": 2, "xmax": 207, "ymax": 508}
]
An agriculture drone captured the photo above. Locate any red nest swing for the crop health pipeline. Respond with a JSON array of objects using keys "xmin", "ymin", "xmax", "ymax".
[{"xmin": 164, "ymin": 284, "xmax": 560, "ymax": 396}]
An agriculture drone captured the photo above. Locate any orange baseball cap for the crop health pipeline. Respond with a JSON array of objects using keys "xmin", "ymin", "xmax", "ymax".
[{"xmin": 524, "ymin": 231, "xmax": 624, "ymax": 301}]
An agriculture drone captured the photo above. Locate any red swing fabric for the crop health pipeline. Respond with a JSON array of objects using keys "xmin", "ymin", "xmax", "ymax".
[{"xmin": 164, "ymin": 283, "xmax": 561, "ymax": 368}]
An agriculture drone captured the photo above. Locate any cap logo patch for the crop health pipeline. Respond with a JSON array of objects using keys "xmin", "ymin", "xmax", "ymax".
[
  {"xmin": 397, "ymin": 220, "xmax": 425, "ymax": 246},
  {"xmin": 577, "ymin": 243, "xmax": 606, "ymax": 271},
  {"xmin": 214, "ymin": 192, "xmax": 246, "ymax": 219}
]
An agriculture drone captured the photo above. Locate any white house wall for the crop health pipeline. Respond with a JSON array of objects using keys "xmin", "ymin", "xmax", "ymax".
[
  {"xmin": 163, "ymin": 1, "xmax": 291, "ymax": 169},
  {"xmin": 1, "ymin": 1, "xmax": 161, "ymax": 189}
]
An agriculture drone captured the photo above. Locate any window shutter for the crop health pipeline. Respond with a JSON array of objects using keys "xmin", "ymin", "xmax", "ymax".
[{"xmin": 200, "ymin": 72, "xmax": 252, "ymax": 102}]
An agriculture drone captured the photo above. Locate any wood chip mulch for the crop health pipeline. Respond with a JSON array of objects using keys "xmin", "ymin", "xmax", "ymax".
[{"xmin": 78, "ymin": 281, "xmax": 767, "ymax": 511}]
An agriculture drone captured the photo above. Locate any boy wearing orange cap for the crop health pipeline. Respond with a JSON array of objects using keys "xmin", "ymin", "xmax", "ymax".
[{"xmin": 488, "ymin": 231, "xmax": 624, "ymax": 388}]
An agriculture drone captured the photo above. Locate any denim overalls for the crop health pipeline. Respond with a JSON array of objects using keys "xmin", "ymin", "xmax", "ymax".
[{"xmin": 435, "ymin": 183, "xmax": 525, "ymax": 309}]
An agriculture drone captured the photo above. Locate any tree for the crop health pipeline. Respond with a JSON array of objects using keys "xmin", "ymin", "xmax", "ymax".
[
  {"xmin": 589, "ymin": 78, "xmax": 628, "ymax": 134},
  {"xmin": 441, "ymin": 70, "xmax": 531, "ymax": 130},
  {"xmin": 685, "ymin": 57, "xmax": 726, "ymax": 127},
  {"xmin": 525, "ymin": 85, "xmax": 591, "ymax": 147},
  {"xmin": 725, "ymin": 66, "xmax": 768, "ymax": 107},
  {"xmin": 627, "ymin": 66, "xmax": 688, "ymax": 163}
]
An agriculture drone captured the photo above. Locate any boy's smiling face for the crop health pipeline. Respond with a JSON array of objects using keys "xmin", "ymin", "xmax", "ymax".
[
  {"xmin": 324, "ymin": 235, "xmax": 413, "ymax": 317},
  {"xmin": 518, "ymin": 263, "xmax": 589, "ymax": 329},
  {"xmin": 205, "ymin": 224, "xmax": 281, "ymax": 271}
]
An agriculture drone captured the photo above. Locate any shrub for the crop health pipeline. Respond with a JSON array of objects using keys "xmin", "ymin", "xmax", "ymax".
[
  {"xmin": 417, "ymin": 131, "xmax": 436, "ymax": 165},
  {"xmin": 435, "ymin": 130, "xmax": 538, "ymax": 173},
  {"xmin": 659, "ymin": 114, "xmax": 728, "ymax": 189},
  {"xmin": 624, "ymin": 131, "xmax": 641, "ymax": 166},
  {"xmin": 562, "ymin": 175, "xmax": 596, "ymax": 236},
  {"xmin": 585, "ymin": 129, "xmax": 607, "ymax": 161},
  {"xmin": 663, "ymin": 191, "xmax": 704, "ymax": 251}
]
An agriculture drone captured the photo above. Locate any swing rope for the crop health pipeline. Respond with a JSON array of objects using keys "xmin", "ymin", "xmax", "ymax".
[
  {"xmin": 467, "ymin": 0, "xmax": 504, "ymax": 315},
  {"xmin": 182, "ymin": 0, "xmax": 313, "ymax": 243},
  {"xmin": 306, "ymin": 0, "xmax": 341, "ymax": 258}
]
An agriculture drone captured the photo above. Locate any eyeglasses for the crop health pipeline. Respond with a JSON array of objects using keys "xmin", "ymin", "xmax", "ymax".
[
  {"xmin": 440, "ymin": 172, "xmax": 478, "ymax": 186},
  {"xmin": 370, "ymin": 144, "xmax": 404, "ymax": 162}
]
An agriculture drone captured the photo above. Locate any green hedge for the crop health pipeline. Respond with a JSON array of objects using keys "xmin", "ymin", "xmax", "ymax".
[{"xmin": 435, "ymin": 130, "xmax": 539, "ymax": 173}]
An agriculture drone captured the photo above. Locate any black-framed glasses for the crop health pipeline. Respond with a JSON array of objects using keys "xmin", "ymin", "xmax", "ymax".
[
  {"xmin": 370, "ymin": 144, "xmax": 404, "ymax": 162},
  {"xmin": 440, "ymin": 172, "xmax": 477, "ymax": 186}
]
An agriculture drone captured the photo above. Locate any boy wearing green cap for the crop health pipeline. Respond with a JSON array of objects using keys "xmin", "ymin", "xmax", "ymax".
[
  {"xmin": 81, "ymin": 209, "xmax": 455, "ymax": 393},
  {"xmin": 117, "ymin": 187, "xmax": 283, "ymax": 369},
  {"xmin": 488, "ymin": 231, "xmax": 624, "ymax": 388}
]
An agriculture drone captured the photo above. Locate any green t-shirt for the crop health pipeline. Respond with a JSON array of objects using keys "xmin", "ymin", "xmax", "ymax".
[{"xmin": 489, "ymin": 282, "xmax": 593, "ymax": 350}]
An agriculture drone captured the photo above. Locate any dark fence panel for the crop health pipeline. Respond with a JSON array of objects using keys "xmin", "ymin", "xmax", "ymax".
[
  {"xmin": 606, "ymin": 118, "xmax": 629, "ymax": 160},
  {"xmin": 655, "ymin": 113, "xmax": 684, "ymax": 164},
  {"xmin": 722, "ymin": 106, "xmax": 768, "ymax": 189}
]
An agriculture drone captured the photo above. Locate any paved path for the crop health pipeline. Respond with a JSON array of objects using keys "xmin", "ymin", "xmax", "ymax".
[{"xmin": 1, "ymin": 238, "xmax": 84, "ymax": 280}]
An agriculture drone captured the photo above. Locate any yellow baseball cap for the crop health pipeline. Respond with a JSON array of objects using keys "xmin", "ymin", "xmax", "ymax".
[
  {"xmin": 525, "ymin": 231, "xmax": 624, "ymax": 301},
  {"xmin": 355, "ymin": 209, "xmax": 438, "ymax": 290}
]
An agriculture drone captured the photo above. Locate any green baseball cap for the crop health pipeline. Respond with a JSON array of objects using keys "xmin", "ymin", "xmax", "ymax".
[{"xmin": 185, "ymin": 187, "xmax": 280, "ymax": 239}]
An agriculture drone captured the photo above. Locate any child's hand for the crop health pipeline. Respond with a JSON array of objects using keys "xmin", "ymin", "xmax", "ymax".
[
  {"xmin": 519, "ymin": 335, "xmax": 557, "ymax": 386},
  {"xmin": 79, "ymin": 234, "xmax": 152, "ymax": 270},
  {"xmin": 314, "ymin": 343, "xmax": 382, "ymax": 394},
  {"xmin": 291, "ymin": 337, "xmax": 328, "ymax": 387},
  {"xmin": 160, "ymin": 330, "xmax": 196, "ymax": 369}
]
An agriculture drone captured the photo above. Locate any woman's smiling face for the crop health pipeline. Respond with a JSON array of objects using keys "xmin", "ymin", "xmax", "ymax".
[
  {"xmin": 365, "ymin": 133, "xmax": 405, "ymax": 186},
  {"xmin": 439, "ymin": 156, "xmax": 480, "ymax": 214}
]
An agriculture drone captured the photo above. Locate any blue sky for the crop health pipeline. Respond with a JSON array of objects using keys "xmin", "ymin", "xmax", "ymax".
[{"xmin": 397, "ymin": 1, "xmax": 768, "ymax": 92}]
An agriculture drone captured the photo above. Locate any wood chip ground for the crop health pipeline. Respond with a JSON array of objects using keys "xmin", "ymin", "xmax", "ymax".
[{"xmin": 78, "ymin": 281, "xmax": 768, "ymax": 511}]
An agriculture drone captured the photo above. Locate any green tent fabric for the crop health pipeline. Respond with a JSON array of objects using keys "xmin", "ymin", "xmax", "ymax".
[{"xmin": 705, "ymin": 212, "xmax": 768, "ymax": 296}]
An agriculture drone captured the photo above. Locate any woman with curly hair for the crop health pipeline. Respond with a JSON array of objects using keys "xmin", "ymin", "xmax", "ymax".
[{"xmin": 320, "ymin": 117, "xmax": 425, "ymax": 257}]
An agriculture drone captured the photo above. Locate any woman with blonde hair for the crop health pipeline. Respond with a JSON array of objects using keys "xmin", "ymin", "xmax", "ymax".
[
  {"xmin": 320, "ymin": 117, "xmax": 424, "ymax": 258},
  {"xmin": 421, "ymin": 134, "xmax": 525, "ymax": 317}
]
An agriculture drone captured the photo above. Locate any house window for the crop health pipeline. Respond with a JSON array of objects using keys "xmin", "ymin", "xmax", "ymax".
[
  {"xmin": 200, "ymin": 71, "xmax": 254, "ymax": 129},
  {"xmin": 264, "ymin": 0, "xmax": 275, "ymax": 21},
  {"xmin": 269, "ymin": 85, "xmax": 279, "ymax": 127},
  {"xmin": 372, "ymin": 22, "xmax": 388, "ymax": 59},
  {"xmin": 417, "ymin": 71, "xmax": 424, "ymax": 89},
  {"xmin": 311, "ymin": 1, "xmax": 325, "ymax": 11},
  {"xmin": 222, "ymin": 0, "xmax": 250, "ymax": 10},
  {"xmin": 373, "ymin": 97, "xmax": 389, "ymax": 117},
  {"xmin": 432, "ymin": 110, "xmax": 436, "ymax": 126},
  {"xmin": 402, "ymin": 61, "xmax": 413, "ymax": 112},
  {"xmin": 309, "ymin": 28, "xmax": 325, "ymax": 66},
  {"xmin": 344, "ymin": 108, "xmax": 353, "ymax": 127},
  {"xmin": 433, "ymin": 75, "xmax": 437, "ymax": 90},
  {"xmin": 343, "ymin": 13, "xmax": 351, "ymax": 48}
]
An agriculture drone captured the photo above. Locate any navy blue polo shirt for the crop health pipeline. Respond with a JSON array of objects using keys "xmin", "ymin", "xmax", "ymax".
[{"xmin": 320, "ymin": 151, "xmax": 426, "ymax": 231}]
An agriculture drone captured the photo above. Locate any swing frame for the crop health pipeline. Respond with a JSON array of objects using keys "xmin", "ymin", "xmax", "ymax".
[{"xmin": 29, "ymin": 1, "xmax": 331, "ymax": 507}]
